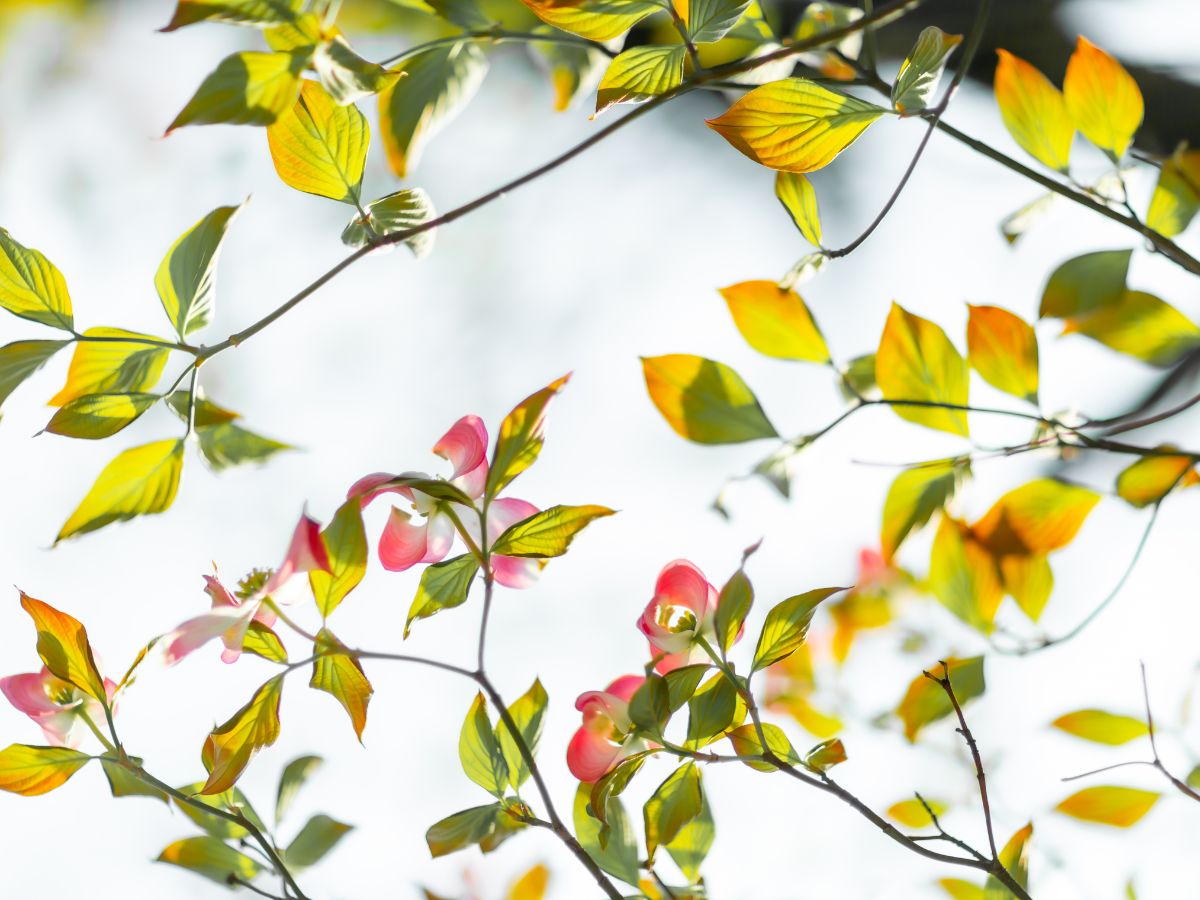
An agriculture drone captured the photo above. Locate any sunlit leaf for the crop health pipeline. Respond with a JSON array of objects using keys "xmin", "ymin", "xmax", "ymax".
[
  {"xmin": 574, "ymin": 783, "xmax": 640, "ymax": 885},
  {"xmin": 201, "ymin": 676, "xmax": 284, "ymax": 794},
  {"xmin": 0, "ymin": 744, "xmax": 91, "ymax": 796},
  {"xmin": 1116, "ymin": 451, "xmax": 1199, "ymax": 508},
  {"xmin": 706, "ymin": 78, "xmax": 884, "ymax": 173},
  {"xmin": 1055, "ymin": 786, "xmax": 1159, "ymax": 827},
  {"xmin": 972, "ymin": 479, "xmax": 1099, "ymax": 556},
  {"xmin": 665, "ymin": 779, "xmax": 713, "ymax": 882},
  {"xmin": 406, "ymin": 553, "xmax": 479, "ymax": 637},
  {"xmin": 45, "ymin": 392, "xmax": 158, "ymax": 440},
  {"xmin": 99, "ymin": 756, "xmax": 168, "ymax": 803},
  {"xmin": 792, "ymin": 2, "xmax": 863, "ymax": 74},
  {"xmin": 285, "ymin": 814, "xmax": 353, "ymax": 868},
  {"xmin": 156, "ymin": 204, "xmax": 242, "ymax": 337},
  {"xmin": 309, "ymin": 498, "xmax": 367, "ymax": 618},
  {"xmin": 1039, "ymin": 249, "xmax": 1131, "ymax": 319},
  {"xmin": 804, "ymin": 736, "xmax": 846, "ymax": 771},
  {"xmin": 719, "ymin": 281, "xmax": 829, "ymax": 362},
  {"xmin": 595, "ymin": 46, "xmax": 685, "ymax": 115},
  {"xmin": 496, "ymin": 678, "xmax": 548, "ymax": 791},
  {"xmin": 156, "ymin": 836, "xmax": 259, "ymax": 885},
  {"xmin": 491, "ymin": 504, "xmax": 615, "ymax": 558},
  {"xmin": 487, "ymin": 374, "xmax": 570, "ymax": 497},
  {"xmin": 886, "ymin": 797, "xmax": 947, "ymax": 828},
  {"xmin": 0, "ymin": 228, "xmax": 73, "ymax": 330},
  {"xmin": 940, "ymin": 879, "xmax": 985, "ymax": 900},
  {"xmin": 714, "ymin": 568, "xmax": 752, "ymax": 655},
  {"xmin": 198, "ymin": 422, "xmax": 291, "ymax": 470},
  {"xmin": 774, "ymin": 172, "xmax": 823, "ymax": 246},
  {"xmin": 725, "ymin": 722, "xmax": 801, "ymax": 772},
  {"xmin": 263, "ymin": 11, "xmax": 323, "ymax": 51},
  {"xmin": 642, "ymin": 353, "xmax": 777, "ymax": 444},
  {"xmin": 1063, "ymin": 36, "xmax": 1142, "ymax": 159},
  {"xmin": 876, "ymin": 302, "xmax": 970, "ymax": 436},
  {"xmin": 881, "ymin": 458, "xmax": 965, "ymax": 561},
  {"xmin": 276, "ymin": 754, "xmax": 322, "ymax": 825},
  {"xmin": 460, "ymin": 692, "xmax": 509, "ymax": 798},
  {"xmin": 983, "ymin": 823, "xmax": 1032, "ymax": 900},
  {"xmin": 999, "ymin": 553, "xmax": 1053, "ymax": 622},
  {"xmin": 268, "ymin": 79, "xmax": 368, "ymax": 204},
  {"xmin": 993, "ymin": 49, "xmax": 1074, "ymax": 172},
  {"xmin": 49, "ymin": 328, "xmax": 170, "ymax": 407},
  {"xmin": 160, "ymin": 0, "xmax": 301, "ymax": 31},
  {"xmin": 518, "ymin": 0, "xmax": 660, "ymax": 42},
  {"xmin": 0, "ymin": 339, "xmax": 67, "ymax": 415},
  {"xmin": 1052, "ymin": 709, "xmax": 1148, "ymax": 745},
  {"xmin": 685, "ymin": 673, "xmax": 741, "ymax": 747},
  {"xmin": 428, "ymin": 0, "xmax": 492, "ymax": 28},
  {"xmin": 1146, "ymin": 145, "xmax": 1200, "ymax": 238},
  {"xmin": 752, "ymin": 587, "xmax": 845, "ymax": 671},
  {"xmin": 378, "ymin": 43, "xmax": 488, "ymax": 179},
  {"xmin": 426, "ymin": 803, "xmax": 503, "ymax": 858},
  {"xmin": 527, "ymin": 32, "xmax": 609, "ymax": 111},
  {"xmin": 166, "ymin": 389, "xmax": 239, "ymax": 427},
  {"xmin": 57, "ymin": 439, "xmax": 184, "ymax": 542},
  {"xmin": 684, "ymin": 0, "xmax": 750, "ymax": 43},
  {"xmin": 508, "ymin": 863, "xmax": 550, "ymax": 900},
  {"xmin": 928, "ymin": 517, "xmax": 1002, "ymax": 630},
  {"xmin": 168, "ymin": 50, "xmax": 306, "ymax": 132},
  {"xmin": 895, "ymin": 656, "xmax": 985, "ymax": 743},
  {"xmin": 341, "ymin": 188, "xmax": 437, "ymax": 258},
  {"xmin": 628, "ymin": 674, "xmax": 671, "ymax": 738},
  {"xmin": 314, "ymin": 37, "xmax": 401, "ymax": 105},
  {"xmin": 644, "ymin": 762, "xmax": 703, "ymax": 859},
  {"xmin": 310, "ymin": 629, "xmax": 372, "ymax": 741},
  {"xmin": 1061, "ymin": 290, "xmax": 1200, "ymax": 367},
  {"xmin": 966, "ymin": 305, "xmax": 1039, "ymax": 403},
  {"xmin": 892, "ymin": 26, "xmax": 962, "ymax": 114}
]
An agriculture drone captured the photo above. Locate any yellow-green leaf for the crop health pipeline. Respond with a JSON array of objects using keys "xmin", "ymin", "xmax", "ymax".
[
  {"xmin": 929, "ymin": 516, "xmax": 1002, "ymax": 630},
  {"xmin": 896, "ymin": 656, "xmax": 985, "ymax": 743},
  {"xmin": 197, "ymin": 422, "xmax": 291, "ymax": 470},
  {"xmin": 1055, "ymin": 786, "xmax": 1159, "ymax": 827},
  {"xmin": 644, "ymin": 762, "xmax": 703, "ymax": 859},
  {"xmin": 665, "ymin": 778, "xmax": 714, "ymax": 883},
  {"xmin": 0, "ymin": 744, "xmax": 91, "ymax": 796},
  {"xmin": 972, "ymin": 478, "xmax": 1100, "ymax": 556},
  {"xmin": 0, "ymin": 228, "xmax": 73, "ymax": 330},
  {"xmin": 426, "ymin": 803, "xmax": 503, "ymax": 858},
  {"xmin": 314, "ymin": 37, "xmax": 401, "ymax": 105},
  {"xmin": 804, "ymin": 736, "xmax": 846, "ymax": 771},
  {"xmin": 753, "ymin": 587, "xmax": 845, "ymax": 671},
  {"xmin": 0, "ymin": 339, "xmax": 68, "ymax": 412},
  {"xmin": 168, "ymin": 50, "xmax": 305, "ymax": 132},
  {"xmin": 642, "ymin": 353, "xmax": 777, "ymax": 444},
  {"xmin": 881, "ymin": 458, "xmax": 965, "ymax": 561},
  {"xmin": 490, "ymin": 504, "xmax": 615, "ymax": 558},
  {"xmin": 310, "ymin": 629, "xmax": 372, "ymax": 741},
  {"xmin": 595, "ymin": 46, "xmax": 686, "ymax": 115},
  {"xmin": 459, "ymin": 692, "xmax": 509, "ymax": 798},
  {"xmin": 157, "ymin": 836, "xmax": 260, "ymax": 885},
  {"xmin": 1040, "ymin": 249, "xmax": 1131, "ymax": 319},
  {"xmin": 242, "ymin": 620, "xmax": 287, "ymax": 663},
  {"xmin": 1063, "ymin": 36, "xmax": 1142, "ymax": 159},
  {"xmin": 341, "ymin": 188, "xmax": 437, "ymax": 258},
  {"xmin": 706, "ymin": 78, "xmax": 884, "ymax": 173},
  {"xmin": 284, "ymin": 814, "xmax": 353, "ymax": 869},
  {"xmin": 685, "ymin": 0, "xmax": 750, "ymax": 43},
  {"xmin": 892, "ymin": 26, "xmax": 962, "ymax": 114},
  {"xmin": 496, "ymin": 678, "xmax": 548, "ymax": 791},
  {"xmin": 774, "ymin": 171, "xmax": 823, "ymax": 246},
  {"xmin": 966, "ymin": 304, "xmax": 1039, "ymax": 403},
  {"xmin": 984, "ymin": 823, "xmax": 1032, "ymax": 900},
  {"xmin": 156, "ymin": 204, "xmax": 242, "ymax": 337},
  {"xmin": 876, "ymin": 302, "xmax": 970, "ymax": 436},
  {"xmin": 378, "ymin": 43, "xmax": 488, "ymax": 179},
  {"xmin": 725, "ymin": 723, "xmax": 801, "ymax": 772},
  {"xmin": 518, "ymin": 0, "xmax": 660, "ymax": 42},
  {"xmin": 719, "ymin": 280, "xmax": 829, "ymax": 361},
  {"xmin": 529, "ymin": 32, "xmax": 610, "ymax": 112},
  {"xmin": 57, "ymin": 439, "xmax": 184, "ymax": 542},
  {"xmin": 1116, "ymin": 451, "xmax": 1199, "ymax": 508},
  {"xmin": 268, "ymin": 79, "xmax": 368, "ymax": 204},
  {"xmin": 19, "ymin": 593, "xmax": 107, "ymax": 702},
  {"xmin": 45, "ymin": 392, "xmax": 158, "ymax": 440},
  {"xmin": 406, "ymin": 553, "xmax": 479, "ymax": 637},
  {"xmin": 1000, "ymin": 193, "xmax": 1056, "ymax": 245},
  {"xmin": 49, "ymin": 328, "xmax": 170, "ymax": 407},
  {"xmin": 508, "ymin": 863, "xmax": 550, "ymax": 900},
  {"xmin": 160, "ymin": 0, "xmax": 301, "ymax": 31},
  {"xmin": 487, "ymin": 374, "xmax": 570, "ymax": 497},
  {"xmin": 201, "ymin": 676, "xmax": 284, "ymax": 794},
  {"xmin": 940, "ymin": 879, "xmax": 985, "ymax": 900},
  {"xmin": 886, "ymin": 797, "xmax": 947, "ymax": 828},
  {"xmin": 1052, "ymin": 709, "xmax": 1148, "ymax": 745},
  {"xmin": 1146, "ymin": 145, "xmax": 1200, "ymax": 238},
  {"xmin": 1061, "ymin": 290, "xmax": 1200, "ymax": 368},
  {"xmin": 999, "ymin": 553, "xmax": 1053, "ymax": 622},
  {"xmin": 309, "ymin": 498, "xmax": 367, "ymax": 618},
  {"xmin": 574, "ymin": 782, "xmax": 640, "ymax": 884},
  {"xmin": 275, "ymin": 754, "xmax": 322, "ymax": 825},
  {"xmin": 994, "ymin": 49, "xmax": 1074, "ymax": 172}
]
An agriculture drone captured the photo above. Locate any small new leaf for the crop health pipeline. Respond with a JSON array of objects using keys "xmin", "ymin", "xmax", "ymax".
[
  {"xmin": 892, "ymin": 26, "xmax": 962, "ymax": 114},
  {"xmin": 752, "ymin": 587, "xmax": 845, "ymax": 671},
  {"xmin": 406, "ymin": 553, "xmax": 479, "ymax": 637},
  {"xmin": 490, "ymin": 504, "xmax": 615, "ymax": 558}
]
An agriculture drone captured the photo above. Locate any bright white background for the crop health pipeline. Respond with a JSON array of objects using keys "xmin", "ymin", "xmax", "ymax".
[{"xmin": 1, "ymin": 1, "xmax": 1198, "ymax": 897}]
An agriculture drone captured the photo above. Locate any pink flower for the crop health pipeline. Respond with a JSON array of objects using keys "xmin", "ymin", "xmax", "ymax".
[
  {"xmin": 0, "ymin": 667, "xmax": 117, "ymax": 748},
  {"xmin": 638, "ymin": 560, "xmax": 722, "ymax": 673},
  {"xmin": 566, "ymin": 675, "xmax": 647, "ymax": 783},
  {"xmin": 350, "ymin": 415, "xmax": 542, "ymax": 589}
]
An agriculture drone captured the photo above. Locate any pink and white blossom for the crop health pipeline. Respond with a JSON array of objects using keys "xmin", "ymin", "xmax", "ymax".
[
  {"xmin": 566, "ymin": 674, "xmax": 647, "ymax": 783},
  {"xmin": 638, "ymin": 559, "xmax": 723, "ymax": 673},
  {"xmin": 0, "ymin": 667, "xmax": 117, "ymax": 749}
]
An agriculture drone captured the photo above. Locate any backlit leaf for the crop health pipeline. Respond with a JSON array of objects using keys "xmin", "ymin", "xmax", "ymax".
[
  {"xmin": 341, "ymin": 188, "xmax": 437, "ymax": 258},
  {"xmin": 1052, "ymin": 709, "xmax": 1148, "ymax": 745},
  {"xmin": 714, "ymin": 568, "xmax": 753, "ymax": 655},
  {"xmin": 276, "ymin": 754, "xmax": 322, "ymax": 825},
  {"xmin": 100, "ymin": 756, "xmax": 168, "ymax": 803},
  {"xmin": 928, "ymin": 517, "xmax": 1002, "ymax": 630},
  {"xmin": 49, "ymin": 328, "xmax": 170, "ymax": 407},
  {"xmin": 1055, "ymin": 786, "xmax": 1158, "ymax": 827},
  {"xmin": 508, "ymin": 863, "xmax": 550, "ymax": 900},
  {"xmin": 719, "ymin": 281, "xmax": 829, "ymax": 361},
  {"xmin": 892, "ymin": 26, "xmax": 962, "ymax": 114},
  {"xmin": 487, "ymin": 374, "xmax": 570, "ymax": 497},
  {"xmin": 706, "ymin": 78, "xmax": 884, "ymax": 173},
  {"xmin": 1061, "ymin": 290, "xmax": 1200, "ymax": 367},
  {"xmin": 644, "ymin": 762, "xmax": 703, "ymax": 859},
  {"xmin": 460, "ymin": 693, "xmax": 509, "ymax": 798},
  {"xmin": 309, "ymin": 498, "xmax": 367, "ymax": 618},
  {"xmin": 310, "ymin": 630, "xmax": 372, "ymax": 741},
  {"xmin": 491, "ymin": 504, "xmax": 615, "ymax": 558},
  {"xmin": 573, "ymin": 783, "xmax": 639, "ymax": 885},
  {"xmin": 725, "ymin": 722, "xmax": 801, "ymax": 772},
  {"xmin": 994, "ymin": 49, "xmax": 1074, "ymax": 172},
  {"xmin": 156, "ymin": 836, "xmax": 259, "ymax": 885},
  {"xmin": 665, "ymin": 779, "xmax": 713, "ymax": 882},
  {"xmin": 1063, "ymin": 36, "xmax": 1142, "ymax": 159},
  {"xmin": 685, "ymin": 0, "xmax": 750, "ymax": 43},
  {"xmin": 518, "ymin": 0, "xmax": 659, "ymax": 42},
  {"xmin": 595, "ymin": 46, "xmax": 685, "ymax": 115},
  {"xmin": 0, "ymin": 744, "xmax": 91, "ymax": 796},
  {"xmin": 406, "ymin": 553, "xmax": 479, "ymax": 637},
  {"xmin": 966, "ymin": 305, "xmax": 1039, "ymax": 403},
  {"xmin": 881, "ymin": 458, "xmax": 965, "ymax": 561},
  {"xmin": 685, "ymin": 673, "xmax": 740, "ymax": 747},
  {"xmin": 983, "ymin": 823, "xmax": 1032, "ymax": 900},
  {"xmin": 314, "ymin": 37, "xmax": 401, "ymax": 105},
  {"xmin": 752, "ymin": 587, "xmax": 845, "ymax": 671},
  {"xmin": 941, "ymin": 880, "xmax": 985, "ymax": 900},
  {"xmin": 972, "ymin": 479, "xmax": 1099, "ymax": 556},
  {"xmin": 1146, "ymin": 145, "xmax": 1200, "ymax": 238},
  {"xmin": 0, "ymin": 339, "xmax": 67, "ymax": 414},
  {"xmin": 45, "ymin": 392, "xmax": 158, "ymax": 440},
  {"xmin": 426, "ymin": 803, "xmax": 503, "ymax": 858},
  {"xmin": 1000, "ymin": 193, "xmax": 1056, "ymax": 245},
  {"xmin": 496, "ymin": 678, "xmax": 548, "ymax": 791},
  {"xmin": 201, "ymin": 676, "xmax": 284, "ymax": 794},
  {"xmin": 156, "ymin": 204, "xmax": 242, "ymax": 337},
  {"xmin": 804, "ymin": 736, "xmax": 846, "ymax": 771},
  {"xmin": 876, "ymin": 302, "xmax": 970, "ymax": 436},
  {"xmin": 527, "ymin": 32, "xmax": 609, "ymax": 111},
  {"xmin": 161, "ymin": 0, "xmax": 301, "ymax": 31},
  {"xmin": 1116, "ymin": 451, "xmax": 1199, "ymax": 507},
  {"xmin": 378, "ymin": 43, "xmax": 488, "ymax": 179},
  {"xmin": 999, "ymin": 553, "xmax": 1053, "ymax": 622},
  {"xmin": 886, "ymin": 797, "xmax": 947, "ymax": 828},
  {"xmin": 168, "ymin": 51, "xmax": 305, "ymax": 132},
  {"xmin": 285, "ymin": 814, "xmax": 353, "ymax": 868},
  {"xmin": 268, "ymin": 79, "xmax": 368, "ymax": 204},
  {"xmin": 0, "ymin": 228, "xmax": 73, "ymax": 330},
  {"xmin": 166, "ymin": 389, "xmax": 239, "ymax": 427},
  {"xmin": 628, "ymin": 674, "xmax": 671, "ymax": 738},
  {"xmin": 57, "ymin": 439, "xmax": 184, "ymax": 542},
  {"xmin": 198, "ymin": 422, "xmax": 291, "ymax": 470},
  {"xmin": 642, "ymin": 354, "xmax": 777, "ymax": 444},
  {"xmin": 1039, "ymin": 249, "xmax": 1131, "ymax": 319},
  {"xmin": 895, "ymin": 656, "xmax": 985, "ymax": 743},
  {"xmin": 774, "ymin": 172, "xmax": 822, "ymax": 246}
]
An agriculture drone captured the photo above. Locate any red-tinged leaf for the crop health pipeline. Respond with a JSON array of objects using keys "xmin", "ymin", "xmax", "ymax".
[{"xmin": 19, "ymin": 593, "xmax": 108, "ymax": 703}]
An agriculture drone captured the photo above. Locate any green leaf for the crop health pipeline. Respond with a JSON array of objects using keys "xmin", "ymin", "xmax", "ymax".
[
  {"xmin": 276, "ymin": 754, "xmax": 323, "ymax": 825},
  {"xmin": 804, "ymin": 736, "xmax": 846, "ymax": 771},
  {"xmin": 644, "ymin": 762, "xmax": 703, "ymax": 860},
  {"xmin": 173, "ymin": 783, "xmax": 267, "ymax": 840},
  {"xmin": 891, "ymin": 26, "xmax": 962, "ymax": 114},
  {"xmin": 100, "ymin": 757, "xmax": 168, "ymax": 803},
  {"xmin": 378, "ymin": 43, "xmax": 488, "ymax": 179},
  {"xmin": 686, "ymin": 0, "xmax": 751, "ymax": 43},
  {"xmin": 0, "ymin": 744, "xmax": 92, "ymax": 796},
  {"xmin": 880, "ymin": 459, "xmax": 966, "ymax": 561},
  {"xmin": 665, "ymin": 780, "xmax": 714, "ymax": 883},
  {"xmin": 876, "ymin": 302, "xmax": 970, "ymax": 437},
  {"xmin": 314, "ymin": 37, "xmax": 401, "ymax": 105},
  {"xmin": 157, "ymin": 836, "xmax": 260, "ymax": 885},
  {"xmin": 1039, "ymin": 249, "xmax": 1132, "ymax": 319},
  {"xmin": 0, "ymin": 228, "xmax": 73, "ymax": 330},
  {"xmin": 284, "ymin": 814, "xmax": 353, "ymax": 869},
  {"xmin": 240, "ymin": 620, "xmax": 288, "ymax": 663},
  {"xmin": 426, "ymin": 803, "xmax": 503, "ymax": 858},
  {"xmin": 1051, "ymin": 709, "xmax": 1148, "ymax": 745},
  {"xmin": 161, "ymin": 0, "xmax": 302, "ymax": 31},
  {"xmin": 156, "ymin": 204, "xmax": 241, "ymax": 337},
  {"xmin": 928, "ymin": 516, "xmax": 1001, "ymax": 631},
  {"xmin": 573, "ymin": 783, "xmax": 639, "ymax": 886},
  {"xmin": 1061, "ymin": 290, "xmax": 1200, "ymax": 367},
  {"xmin": 57, "ymin": 439, "xmax": 184, "ymax": 542},
  {"xmin": 309, "ymin": 498, "xmax": 367, "ymax": 618},
  {"xmin": 896, "ymin": 657, "xmax": 985, "ymax": 743},
  {"xmin": 496, "ymin": 679, "xmax": 548, "ymax": 791},
  {"xmin": 166, "ymin": 389, "xmax": 239, "ymax": 427},
  {"xmin": 726, "ymin": 722, "xmax": 802, "ymax": 772},
  {"xmin": 628, "ymin": 673, "xmax": 671, "ymax": 738},
  {"xmin": 665, "ymin": 664, "xmax": 709, "ymax": 712},
  {"xmin": 685, "ymin": 673, "xmax": 740, "ymax": 747},
  {"xmin": 718, "ymin": 281, "xmax": 829, "ymax": 362},
  {"xmin": 198, "ymin": 422, "xmax": 291, "ymax": 470},
  {"xmin": 642, "ymin": 353, "xmax": 777, "ymax": 444},
  {"xmin": 405, "ymin": 553, "xmax": 479, "ymax": 637},
  {"xmin": 341, "ymin": 188, "xmax": 437, "ymax": 258},
  {"xmin": 714, "ymin": 568, "xmax": 753, "ymax": 655},
  {"xmin": 459, "ymin": 693, "xmax": 509, "ymax": 798},
  {"xmin": 201, "ymin": 676, "xmax": 284, "ymax": 794},
  {"xmin": 269, "ymin": 79, "xmax": 368, "ymax": 205},
  {"xmin": 594, "ymin": 46, "xmax": 686, "ymax": 115},
  {"xmin": 49, "ymin": 328, "xmax": 170, "ymax": 407},
  {"xmin": 310, "ymin": 629, "xmax": 372, "ymax": 741},
  {"xmin": 752, "ymin": 587, "xmax": 845, "ymax": 671},
  {"xmin": 486, "ymin": 374, "xmax": 570, "ymax": 498},
  {"xmin": 44, "ymin": 392, "xmax": 159, "ymax": 440},
  {"xmin": 775, "ymin": 172, "xmax": 823, "ymax": 246},
  {"xmin": 490, "ymin": 504, "xmax": 615, "ymax": 558},
  {"xmin": 0, "ymin": 339, "xmax": 67, "ymax": 414},
  {"xmin": 168, "ymin": 50, "xmax": 305, "ymax": 132},
  {"xmin": 429, "ymin": 0, "xmax": 492, "ymax": 28}
]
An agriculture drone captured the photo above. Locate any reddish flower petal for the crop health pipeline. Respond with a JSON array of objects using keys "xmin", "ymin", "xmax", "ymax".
[
  {"xmin": 491, "ymin": 554, "xmax": 543, "ymax": 589},
  {"xmin": 0, "ymin": 672, "xmax": 57, "ymax": 717},
  {"xmin": 265, "ymin": 513, "xmax": 330, "ymax": 594},
  {"xmin": 162, "ymin": 607, "xmax": 249, "ymax": 666},
  {"xmin": 567, "ymin": 725, "xmax": 625, "ymax": 783},
  {"xmin": 605, "ymin": 675, "xmax": 645, "ymax": 703},
  {"xmin": 434, "ymin": 415, "xmax": 489, "ymax": 498},
  {"xmin": 655, "ymin": 559, "xmax": 717, "ymax": 618},
  {"xmin": 203, "ymin": 574, "xmax": 238, "ymax": 610},
  {"xmin": 379, "ymin": 509, "xmax": 455, "ymax": 570}
]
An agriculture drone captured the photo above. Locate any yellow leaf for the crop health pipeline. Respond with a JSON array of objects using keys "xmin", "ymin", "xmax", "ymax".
[
  {"xmin": 1055, "ymin": 786, "xmax": 1159, "ymax": 827},
  {"xmin": 642, "ymin": 354, "xmax": 777, "ymax": 444},
  {"xmin": 0, "ymin": 744, "xmax": 91, "ymax": 797},
  {"xmin": 1052, "ymin": 710, "xmax": 1148, "ymax": 745},
  {"xmin": 1116, "ymin": 451, "xmax": 1199, "ymax": 508},
  {"xmin": 984, "ymin": 823, "xmax": 1032, "ymax": 899},
  {"xmin": 1063, "ymin": 36, "xmax": 1142, "ymax": 159},
  {"xmin": 770, "ymin": 695, "xmax": 842, "ymax": 738},
  {"xmin": 966, "ymin": 304, "xmax": 1039, "ymax": 403},
  {"xmin": 999, "ymin": 553, "xmax": 1053, "ymax": 622},
  {"xmin": 45, "ymin": 391, "xmax": 158, "ymax": 440},
  {"xmin": 310, "ymin": 630, "xmax": 373, "ymax": 742},
  {"xmin": 972, "ymin": 479, "xmax": 1099, "ymax": 556},
  {"xmin": 19, "ymin": 593, "xmax": 108, "ymax": 702},
  {"xmin": 895, "ymin": 656, "xmax": 985, "ymax": 743},
  {"xmin": 891, "ymin": 26, "xmax": 962, "ymax": 115},
  {"xmin": 1061, "ymin": 290, "xmax": 1200, "ymax": 368},
  {"xmin": 168, "ymin": 50, "xmax": 305, "ymax": 132},
  {"xmin": 0, "ymin": 228, "xmax": 73, "ymax": 330},
  {"xmin": 202, "ymin": 677, "xmax": 284, "ymax": 794},
  {"xmin": 994, "ymin": 49, "xmax": 1074, "ymax": 172},
  {"xmin": 508, "ymin": 864, "xmax": 550, "ymax": 900},
  {"xmin": 594, "ymin": 46, "xmax": 686, "ymax": 115},
  {"xmin": 718, "ymin": 280, "xmax": 829, "ymax": 361},
  {"xmin": 49, "ymin": 328, "xmax": 171, "ymax": 407},
  {"xmin": 881, "ymin": 458, "xmax": 965, "ymax": 561},
  {"xmin": 705, "ymin": 78, "xmax": 884, "ymax": 173},
  {"xmin": 940, "ymin": 879, "xmax": 984, "ymax": 900},
  {"xmin": 1146, "ymin": 145, "xmax": 1200, "ymax": 238},
  {"xmin": 57, "ymin": 440, "xmax": 185, "ymax": 542},
  {"xmin": 774, "ymin": 171, "xmax": 822, "ymax": 245},
  {"xmin": 886, "ymin": 797, "xmax": 947, "ymax": 828},
  {"xmin": 487, "ymin": 373, "xmax": 570, "ymax": 497},
  {"xmin": 876, "ymin": 302, "xmax": 970, "ymax": 436},
  {"xmin": 268, "ymin": 79, "xmax": 368, "ymax": 203},
  {"xmin": 309, "ymin": 498, "xmax": 367, "ymax": 618},
  {"xmin": 518, "ymin": 0, "xmax": 660, "ymax": 41},
  {"xmin": 928, "ymin": 517, "xmax": 1002, "ymax": 630}
]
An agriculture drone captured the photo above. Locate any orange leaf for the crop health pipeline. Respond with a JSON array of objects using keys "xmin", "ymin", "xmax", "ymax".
[
  {"xmin": 19, "ymin": 593, "xmax": 108, "ymax": 703},
  {"xmin": 1063, "ymin": 36, "xmax": 1142, "ymax": 159},
  {"xmin": 972, "ymin": 479, "xmax": 1099, "ymax": 556},
  {"xmin": 966, "ymin": 304, "xmax": 1038, "ymax": 403}
]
